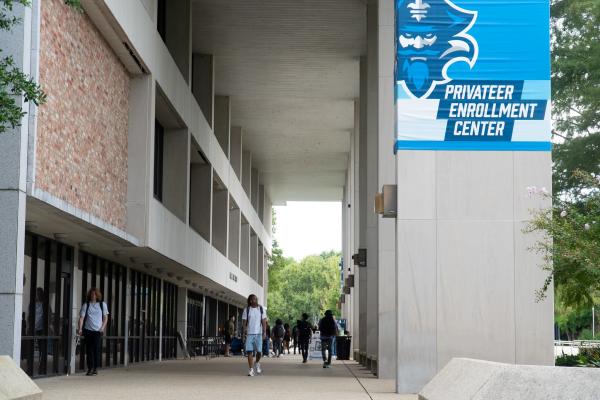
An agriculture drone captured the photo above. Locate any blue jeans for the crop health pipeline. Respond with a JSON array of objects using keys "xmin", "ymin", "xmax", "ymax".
[{"xmin": 321, "ymin": 337, "xmax": 333, "ymax": 364}]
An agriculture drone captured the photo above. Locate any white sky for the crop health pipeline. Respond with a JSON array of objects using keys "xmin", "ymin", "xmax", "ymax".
[{"xmin": 273, "ymin": 202, "xmax": 342, "ymax": 261}]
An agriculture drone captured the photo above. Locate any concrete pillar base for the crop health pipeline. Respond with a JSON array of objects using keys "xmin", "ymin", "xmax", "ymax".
[{"xmin": 367, "ymin": 355, "xmax": 378, "ymax": 376}]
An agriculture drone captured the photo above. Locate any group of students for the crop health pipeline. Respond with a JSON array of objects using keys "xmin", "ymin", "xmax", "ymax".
[
  {"xmin": 241, "ymin": 293, "xmax": 339, "ymax": 376},
  {"xmin": 76, "ymin": 288, "xmax": 340, "ymax": 378}
]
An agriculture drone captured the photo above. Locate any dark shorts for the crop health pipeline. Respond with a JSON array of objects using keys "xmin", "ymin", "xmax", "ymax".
[{"xmin": 225, "ymin": 334, "xmax": 233, "ymax": 344}]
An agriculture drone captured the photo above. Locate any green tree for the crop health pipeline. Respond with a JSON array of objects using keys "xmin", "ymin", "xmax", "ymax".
[
  {"xmin": 527, "ymin": 172, "xmax": 600, "ymax": 308},
  {"xmin": 528, "ymin": 0, "xmax": 600, "ymax": 335},
  {"xmin": 551, "ymin": 0, "xmax": 600, "ymax": 138},
  {"xmin": 1, "ymin": 0, "xmax": 81, "ymax": 134},
  {"xmin": 268, "ymin": 252, "xmax": 341, "ymax": 325}
]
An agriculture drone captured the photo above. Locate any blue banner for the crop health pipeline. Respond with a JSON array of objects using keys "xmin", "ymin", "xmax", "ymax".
[{"xmin": 394, "ymin": 0, "xmax": 551, "ymax": 151}]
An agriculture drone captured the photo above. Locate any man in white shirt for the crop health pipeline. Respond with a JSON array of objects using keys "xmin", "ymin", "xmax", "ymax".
[{"xmin": 242, "ymin": 294, "xmax": 267, "ymax": 376}]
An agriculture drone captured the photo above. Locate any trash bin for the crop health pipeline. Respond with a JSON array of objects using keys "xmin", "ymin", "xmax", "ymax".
[{"xmin": 336, "ymin": 336, "xmax": 352, "ymax": 360}]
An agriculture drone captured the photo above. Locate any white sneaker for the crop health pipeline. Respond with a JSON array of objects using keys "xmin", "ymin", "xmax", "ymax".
[
  {"xmin": 248, "ymin": 368, "xmax": 255, "ymax": 377},
  {"xmin": 255, "ymin": 362, "xmax": 262, "ymax": 375}
]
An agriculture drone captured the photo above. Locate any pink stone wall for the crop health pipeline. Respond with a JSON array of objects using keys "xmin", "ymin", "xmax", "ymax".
[{"xmin": 36, "ymin": 0, "xmax": 130, "ymax": 230}]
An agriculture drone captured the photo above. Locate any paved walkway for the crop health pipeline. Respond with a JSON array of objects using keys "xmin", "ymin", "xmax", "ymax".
[{"xmin": 37, "ymin": 355, "xmax": 416, "ymax": 400}]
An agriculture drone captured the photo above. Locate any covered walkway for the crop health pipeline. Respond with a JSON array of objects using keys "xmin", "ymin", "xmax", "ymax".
[{"xmin": 37, "ymin": 357, "xmax": 415, "ymax": 400}]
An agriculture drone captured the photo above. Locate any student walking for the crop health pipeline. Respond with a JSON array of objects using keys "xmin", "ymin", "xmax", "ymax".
[
  {"xmin": 242, "ymin": 294, "xmax": 267, "ymax": 376},
  {"xmin": 319, "ymin": 310, "xmax": 338, "ymax": 368},
  {"xmin": 78, "ymin": 288, "xmax": 109, "ymax": 376},
  {"xmin": 297, "ymin": 313, "xmax": 312, "ymax": 363},
  {"xmin": 272, "ymin": 319, "xmax": 285, "ymax": 357}
]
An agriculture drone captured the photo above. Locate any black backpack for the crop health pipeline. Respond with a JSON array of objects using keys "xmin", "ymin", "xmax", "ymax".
[
  {"xmin": 274, "ymin": 324, "xmax": 285, "ymax": 338},
  {"xmin": 298, "ymin": 320, "xmax": 311, "ymax": 339}
]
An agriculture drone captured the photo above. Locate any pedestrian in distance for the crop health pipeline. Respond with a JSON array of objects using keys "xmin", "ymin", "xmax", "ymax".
[
  {"xmin": 225, "ymin": 314, "xmax": 236, "ymax": 357},
  {"xmin": 292, "ymin": 321, "xmax": 300, "ymax": 354},
  {"xmin": 283, "ymin": 323, "xmax": 291, "ymax": 354},
  {"xmin": 319, "ymin": 310, "xmax": 338, "ymax": 368},
  {"xmin": 263, "ymin": 320, "xmax": 271, "ymax": 357},
  {"xmin": 77, "ymin": 288, "xmax": 109, "ymax": 376},
  {"xmin": 297, "ymin": 313, "xmax": 312, "ymax": 363},
  {"xmin": 242, "ymin": 294, "xmax": 267, "ymax": 376},
  {"xmin": 272, "ymin": 319, "xmax": 285, "ymax": 357}
]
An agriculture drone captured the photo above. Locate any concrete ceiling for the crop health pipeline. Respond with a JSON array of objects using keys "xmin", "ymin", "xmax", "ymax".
[{"xmin": 191, "ymin": 0, "xmax": 366, "ymax": 204}]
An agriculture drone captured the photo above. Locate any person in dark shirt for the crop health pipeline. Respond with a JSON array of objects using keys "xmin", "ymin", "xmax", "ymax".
[
  {"xmin": 297, "ymin": 313, "xmax": 313, "ymax": 363},
  {"xmin": 318, "ymin": 310, "xmax": 338, "ymax": 368}
]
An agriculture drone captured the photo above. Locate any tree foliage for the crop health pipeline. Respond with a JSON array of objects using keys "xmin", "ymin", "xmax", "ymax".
[
  {"xmin": 527, "ymin": 172, "xmax": 600, "ymax": 309},
  {"xmin": 524, "ymin": 2, "xmax": 600, "ymax": 331},
  {"xmin": 267, "ymin": 251, "xmax": 341, "ymax": 326},
  {"xmin": 551, "ymin": 0, "xmax": 600, "ymax": 138}
]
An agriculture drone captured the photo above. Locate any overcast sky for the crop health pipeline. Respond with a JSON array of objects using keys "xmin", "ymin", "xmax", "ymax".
[{"xmin": 273, "ymin": 202, "xmax": 342, "ymax": 261}]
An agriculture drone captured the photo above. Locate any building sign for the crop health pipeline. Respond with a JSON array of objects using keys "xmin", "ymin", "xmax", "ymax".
[{"xmin": 395, "ymin": 0, "xmax": 550, "ymax": 151}]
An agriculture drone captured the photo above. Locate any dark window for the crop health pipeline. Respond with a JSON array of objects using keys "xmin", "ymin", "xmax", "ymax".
[
  {"xmin": 21, "ymin": 233, "xmax": 73, "ymax": 378},
  {"xmin": 157, "ymin": 0, "xmax": 167, "ymax": 42},
  {"xmin": 154, "ymin": 120, "xmax": 164, "ymax": 201}
]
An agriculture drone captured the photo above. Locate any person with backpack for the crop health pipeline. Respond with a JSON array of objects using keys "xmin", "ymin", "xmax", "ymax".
[
  {"xmin": 77, "ymin": 288, "xmax": 109, "ymax": 376},
  {"xmin": 297, "ymin": 313, "xmax": 312, "ymax": 363},
  {"xmin": 318, "ymin": 310, "xmax": 338, "ymax": 368},
  {"xmin": 242, "ymin": 294, "xmax": 267, "ymax": 376},
  {"xmin": 272, "ymin": 319, "xmax": 285, "ymax": 357}
]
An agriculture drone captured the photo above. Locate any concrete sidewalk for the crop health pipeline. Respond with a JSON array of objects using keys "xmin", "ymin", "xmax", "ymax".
[{"xmin": 37, "ymin": 356, "xmax": 416, "ymax": 400}]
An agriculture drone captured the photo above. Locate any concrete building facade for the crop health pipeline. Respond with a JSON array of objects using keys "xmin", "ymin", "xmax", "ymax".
[{"xmin": 1, "ymin": 0, "xmax": 553, "ymax": 393}]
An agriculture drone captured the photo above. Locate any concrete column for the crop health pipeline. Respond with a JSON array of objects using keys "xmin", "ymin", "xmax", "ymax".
[
  {"xmin": 251, "ymin": 168, "xmax": 259, "ymax": 211},
  {"xmin": 242, "ymin": 150, "xmax": 252, "ymax": 197},
  {"xmin": 352, "ymin": 99, "xmax": 361, "ymax": 354},
  {"xmin": 358, "ymin": 56, "xmax": 368, "ymax": 359},
  {"xmin": 0, "ymin": 2, "xmax": 30, "ymax": 361},
  {"xmin": 250, "ymin": 231, "xmax": 258, "ymax": 281},
  {"xmin": 163, "ymin": 128, "xmax": 189, "ymax": 222},
  {"xmin": 189, "ymin": 164, "xmax": 212, "ymax": 242},
  {"xmin": 258, "ymin": 243, "xmax": 264, "ymax": 288},
  {"xmin": 214, "ymin": 96, "xmax": 230, "ymax": 158},
  {"xmin": 365, "ymin": 2, "xmax": 379, "ymax": 372},
  {"xmin": 263, "ymin": 195, "xmax": 273, "ymax": 234},
  {"xmin": 211, "ymin": 184, "xmax": 229, "ymax": 257},
  {"xmin": 376, "ymin": 0, "xmax": 397, "ymax": 380},
  {"xmin": 177, "ymin": 287, "xmax": 187, "ymax": 342},
  {"xmin": 258, "ymin": 185, "xmax": 265, "ymax": 222},
  {"xmin": 240, "ymin": 220, "xmax": 250, "ymax": 275},
  {"xmin": 191, "ymin": 54, "xmax": 214, "ymax": 128},
  {"xmin": 69, "ymin": 251, "xmax": 82, "ymax": 374},
  {"xmin": 158, "ymin": 279, "xmax": 163, "ymax": 362},
  {"xmin": 228, "ymin": 199, "xmax": 241, "ymax": 267},
  {"xmin": 230, "ymin": 127, "xmax": 243, "ymax": 180},
  {"xmin": 263, "ymin": 250, "xmax": 269, "ymax": 306},
  {"xmin": 127, "ymin": 76, "xmax": 154, "ymax": 241}
]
